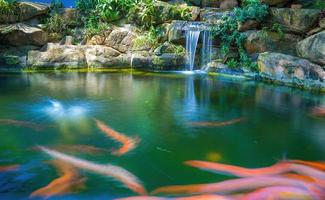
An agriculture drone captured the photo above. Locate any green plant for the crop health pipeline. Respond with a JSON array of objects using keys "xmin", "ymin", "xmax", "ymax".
[
  {"xmin": 211, "ymin": 1, "xmax": 269, "ymax": 70},
  {"xmin": 44, "ymin": 13, "xmax": 67, "ymax": 33},
  {"xmin": 271, "ymin": 23, "xmax": 284, "ymax": 39},
  {"xmin": 50, "ymin": 0, "xmax": 63, "ymax": 11},
  {"xmin": 133, "ymin": 26, "xmax": 161, "ymax": 50},
  {"xmin": 226, "ymin": 58, "xmax": 239, "ymax": 69},
  {"xmin": 0, "ymin": 0, "xmax": 18, "ymax": 15}
]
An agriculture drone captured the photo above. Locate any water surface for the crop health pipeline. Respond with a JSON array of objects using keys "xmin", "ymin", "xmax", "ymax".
[{"xmin": 0, "ymin": 72, "xmax": 324, "ymax": 199}]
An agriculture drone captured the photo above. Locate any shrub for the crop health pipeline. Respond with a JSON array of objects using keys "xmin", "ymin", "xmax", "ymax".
[
  {"xmin": 211, "ymin": 1, "xmax": 268, "ymax": 70},
  {"xmin": 0, "ymin": 0, "xmax": 18, "ymax": 15},
  {"xmin": 44, "ymin": 13, "xmax": 67, "ymax": 33}
]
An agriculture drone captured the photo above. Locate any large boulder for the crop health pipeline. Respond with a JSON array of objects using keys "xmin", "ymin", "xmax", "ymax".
[
  {"xmin": 87, "ymin": 27, "xmax": 137, "ymax": 53},
  {"xmin": 85, "ymin": 46, "xmax": 130, "ymax": 68},
  {"xmin": 0, "ymin": 2, "xmax": 49, "ymax": 24},
  {"xmin": 202, "ymin": 0, "xmax": 220, "ymax": 7},
  {"xmin": 244, "ymin": 30, "xmax": 302, "ymax": 56},
  {"xmin": 267, "ymin": 8, "xmax": 321, "ymax": 34},
  {"xmin": 258, "ymin": 52, "xmax": 325, "ymax": 82},
  {"xmin": 131, "ymin": 51, "xmax": 185, "ymax": 70},
  {"xmin": 0, "ymin": 23, "xmax": 48, "ymax": 46},
  {"xmin": 27, "ymin": 44, "xmax": 87, "ymax": 69},
  {"xmin": 200, "ymin": 8, "xmax": 232, "ymax": 24},
  {"xmin": 296, "ymin": 31, "xmax": 325, "ymax": 65}
]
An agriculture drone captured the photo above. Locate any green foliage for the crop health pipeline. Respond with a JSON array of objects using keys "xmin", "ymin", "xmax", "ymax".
[
  {"xmin": 84, "ymin": 18, "xmax": 109, "ymax": 38},
  {"xmin": 310, "ymin": 0, "xmax": 325, "ymax": 9},
  {"xmin": 44, "ymin": 13, "xmax": 67, "ymax": 33},
  {"xmin": 226, "ymin": 58, "xmax": 239, "ymax": 69},
  {"xmin": 50, "ymin": 0, "xmax": 63, "ymax": 11},
  {"xmin": 0, "ymin": 0, "xmax": 18, "ymax": 15},
  {"xmin": 133, "ymin": 26, "xmax": 160, "ymax": 50},
  {"xmin": 212, "ymin": 1, "xmax": 269, "ymax": 71},
  {"xmin": 132, "ymin": 0, "xmax": 155, "ymax": 29}
]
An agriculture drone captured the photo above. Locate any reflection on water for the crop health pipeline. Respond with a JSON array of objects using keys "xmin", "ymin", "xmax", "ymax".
[{"xmin": 0, "ymin": 72, "xmax": 324, "ymax": 199}]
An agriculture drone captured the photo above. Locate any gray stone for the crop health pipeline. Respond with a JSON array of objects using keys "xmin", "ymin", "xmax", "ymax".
[
  {"xmin": 267, "ymin": 8, "xmax": 321, "ymax": 34},
  {"xmin": 258, "ymin": 52, "xmax": 325, "ymax": 82},
  {"xmin": 220, "ymin": 0, "xmax": 238, "ymax": 11},
  {"xmin": 244, "ymin": 30, "xmax": 302, "ymax": 56},
  {"xmin": 0, "ymin": 2, "xmax": 49, "ymax": 24},
  {"xmin": 261, "ymin": 0, "xmax": 290, "ymax": 6},
  {"xmin": 0, "ymin": 23, "xmax": 48, "ymax": 46},
  {"xmin": 131, "ymin": 52, "xmax": 185, "ymax": 70},
  {"xmin": 296, "ymin": 31, "xmax": 325, "ymax": 65}
]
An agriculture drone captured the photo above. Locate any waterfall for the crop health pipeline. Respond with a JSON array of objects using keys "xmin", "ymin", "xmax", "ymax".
[
  {"xmin": 185, "ymin": 30, "xmax": 201, "ymax": 71},
  {"xmin": 201, "ymin": 30, "xmax": 213, "ymax": 70}
]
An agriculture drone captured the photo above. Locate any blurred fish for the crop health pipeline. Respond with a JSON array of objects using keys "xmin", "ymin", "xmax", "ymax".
[
  {"xmin": 289, "ymin": 160, "xmax": 325, "ymax": 171},
  {"xmin": 30, "ymin": 160, "xmax": 86, "ymax": 198},
  {"xmin": 51, "ymin": 144, "xmax": 110, "ymax": 155},
  {"xmin": 95, "ymin": 119, "xmax": 140, "ymax": 156},
  {"xmin": 0, "ymin": 164, "xmax": 19, "ymax": 172},
  {"xmin": 39, "ymin": 146, "xmax": 147, "ymax": 195},
  {"xmin": 310, "ymin": 107, "xmax": 325, "ymax": 118},
  {"xmin": 240, "ymin": 186, "xmax": 317, "ymax": 200},
  {"xmin": 187, "ymin": 118, "xmax": 244, "ymax": 127},
  {"xmin": 0, "ymin": 119, "xmax": 47, "ymax": 131},
  {"xmin": 283, "ymin": 173, "xmax": 317, "ymax": 183},
  {"xmin": 184, "ymin": 160, "xmax": 325, "ymax": 184},
  {"xmin": 151, "ymin": 176, "xmax": 320, "ymax": 196},
  {"xmin": 116, "ymin": 194, "xmax": 232, "ymax": 200}
]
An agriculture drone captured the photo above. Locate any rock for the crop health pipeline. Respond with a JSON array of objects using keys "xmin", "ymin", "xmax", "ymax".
[
  {"xmin": 267, "ymin": 8, "xmax": 321, "ymax": 34},
  {"xmin": 320, "ymin": 18, "xmax": 325, "ymax": 29},
  {"xmin": 291, "ymin": 4, "xmax": 302, "ymax": 9},
  {"xmin": 190, "ymin": 6, "xmax": 201, "ymax": 21},
  {"xmin": 85, "ymin": 46, "xmax": 130, "ymax": 68},
  {"xmin": 27, "ymin": 45, "xmax": 87, "ymax": 69},
  {"xmin": 261, "ymin": 0, "xmax": 290, "ymax": 6},
  {"xmin": 0, "ymin": 45, "xmax": 39, "ymax": 68},
  {"xmin": 200, "ymin": 8, "xmax": 232, "ymax": 24},
  {"xmin": 131, "ymin": 52, "xmax": 185, "ymax": 70},
  {"xmin": 87, "ymin": 27, "xmax": 136, "ymax": 53},
  {"xmin": 220, "ymin": 0, "xmax": 238, "ymax": 11},
  {"xmin": 296, "ymin": 31, "xmax": 325, "ymax": 65},
  {"xmin": 258, "ymin": 52, "xmax": 325, "ymax": 82},
  {"xmin": 238, "ymin": 20, "xmax": 259, "ymax": 32},
  {"xmin": 57, "ymin": 8, "xmax": 79, "ymax": 22},
  {"xmin": 0, "ymin": 23, "xmax": 48, "ymax": 46},
  {"xmin": 0, "ymin": 2, "xmax": 49, "ymax": 24},
  {"xmin": 306, "ymin": 27, "xmax": 323, "ymax": 36},
  {"xmin": 104, "ymin": 28, "xmax": 136, "ymax": 53},
  {"xmin": 59, "ymin": 36, "xmax": 74, "ymax": 45},
  {"xmin": 244, "ymin": 30, "xmax": 302, "ymax": 56},
  {"xmin": 168, "ymin": 20, "xmax": 187, "ymax": 44},
  {"xmin": 154, "ymin": 42, "xmax": 185, "ymax": 56}
]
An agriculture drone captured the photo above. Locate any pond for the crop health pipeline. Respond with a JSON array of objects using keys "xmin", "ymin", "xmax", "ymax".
[{"xmin": 0, "ymin": 72, "xmax": 324, "ymax": 199}]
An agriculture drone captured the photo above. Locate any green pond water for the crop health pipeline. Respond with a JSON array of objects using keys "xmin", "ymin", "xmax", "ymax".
[{"xmin": 0, "ymin": 72, "xmax": 324, "ymax": 199}]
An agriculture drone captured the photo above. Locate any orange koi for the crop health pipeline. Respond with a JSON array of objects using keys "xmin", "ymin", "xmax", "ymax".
[
  {"xmin": 0, "ymin": 119, "xmax": 47, "ymax": 131},
  {"xmin": 289, "ymin": 160, "xmax": 325, "ymax": 171},
  {"xmin": 151, "ymin": 176, "xmax": 319, "ymax": 196},
  {"xmin": 283, "ymin": 173, "xmax": 316, "ymax": 183},
  {"xmin": 30, "ymin": 160, "xmax": 86, "ymax": 198},
  {"xmin": 95, "ymin": 119, "xmax": 140, "ymax": 156},
  {"xmin": 240, "ymin": 186, "xmax": 318, "ymax": 200},
  {"xmin": 184, "ymin": 160, "xmax": 325, "ymax": 184},
  {"xmin": 0, "ymin": 164, "xmax": 19, "ymax": 172},
  {"xmin": 116, "ymin": 194, "xmax": 232, "ymax": 200},
  {"xmin": 310, "ymin": 107, "xmax": 325, "ymax": 118},
  {"xmin": 39, "ymin": 146, "xmax": 147, "ymax": 195},
  {"xmin": 187, "ymin": 118, "xmax": 244, "ymax": 127}
]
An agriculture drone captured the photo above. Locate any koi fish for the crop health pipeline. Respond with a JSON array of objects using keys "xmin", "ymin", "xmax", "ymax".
[
  {"xmin": 184, "ymin": 160, "xmax": 325, "ymax": 184},
  {"xmin": 289, "ymin": 160, "xmax": 325, "ymax": 171},
  {"xmin": 51, "ymin": 144, "xmax": 110, "ymax": 155},
  {"xmin": 39, "ymin": 146, "xmax": 147, "ymax": 195},
  {"xmin": 310, "ymin": 107, "xmax": 325, "ymax": 118},
  {"xmin": 240, "ymin": 186, "xmax": 318, "ymax": 200},
  {"xmin": 283, "ymin": 173, "xmax": 316, "ymax": 183},
  {"xmin": 0, "ymin": 119, "xmax": 47, "ymax": 131},
  {"xmin": 151, "ymin": 176, "xmax": 320, "ymax": 196},
  {"xmin": 187, "ymin": 118, "xmax": 244, "ymax": 127},
  {"xmin": 30, "ymin": 160, "xmax": 86, "ymax": 198},
  {"xmin": 116, "ymin": 194, "xmax": 233, "ymax": 200},
  {"xmin": 95, "ymin": 119, "xmax": 140, "ymax": 156},
  {"xmin": 0, "ymin": 164, "xmax": 19, "ymax": 172}
]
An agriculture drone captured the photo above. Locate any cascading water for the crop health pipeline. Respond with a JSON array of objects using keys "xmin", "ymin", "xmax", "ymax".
[
  {"xmin": 201, "ymin": 30, "xmax": 213, "ymax": 70},
  {"xmin": 185, "ymin": 30, "xmax": 201, "ymax": 71}
]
